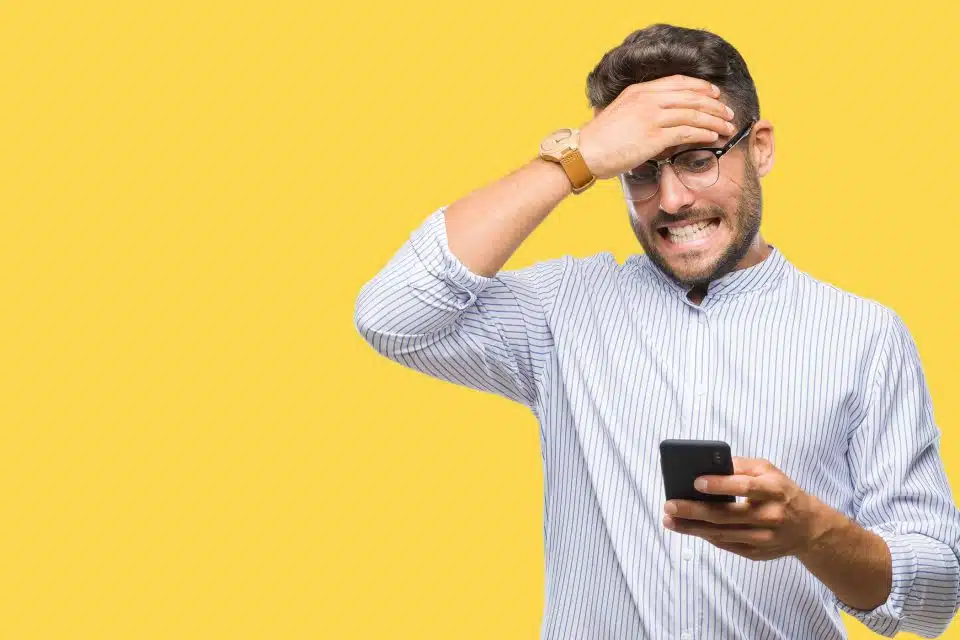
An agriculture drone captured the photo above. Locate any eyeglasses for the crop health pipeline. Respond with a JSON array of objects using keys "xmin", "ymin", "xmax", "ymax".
[{"xmin": 619, "ymin": 117, "xmax": 758, "ymax": 202}]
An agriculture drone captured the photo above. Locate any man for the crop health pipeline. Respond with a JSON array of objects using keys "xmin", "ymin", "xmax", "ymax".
[{"xmin": 353, "ymin": 23, "xmax": 960, "ymax": 639}]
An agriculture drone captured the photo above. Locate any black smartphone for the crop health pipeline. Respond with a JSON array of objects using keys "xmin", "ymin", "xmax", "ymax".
[{"xmin": 660, "ymin": 439, "xmax": 735, "ymax": 502}]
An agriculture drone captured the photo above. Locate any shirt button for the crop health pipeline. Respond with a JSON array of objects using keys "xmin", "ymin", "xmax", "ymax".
[
  {"xmin": 695, "ymin": 382, "xmax": 706, "ymax": 396},
  {"xmin": 680, "ymin": 632, "xmax": 692, "ymax": 640},
  {"xmin": 682, "ymin": 548, "xmax": 694, "ymax": 561}
]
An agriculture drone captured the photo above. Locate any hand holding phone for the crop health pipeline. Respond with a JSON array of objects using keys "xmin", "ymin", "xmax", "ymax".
[{"xmin": 660, "ymin": 439, "xmax": 735, "ymax": 503}]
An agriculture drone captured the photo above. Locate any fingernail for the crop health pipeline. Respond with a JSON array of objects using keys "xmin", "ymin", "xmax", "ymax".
[
  {"xmin": 726, "ymin": 105, "xmax": 735, "ymax": 117},
  {"xmin": 664, "ymin": 502, "xmax": 677, "ymax": 515},
  {"xmin": 694, "ymin": 478, "xmax": 708, "ymax": 491},
  {"xmin": 663, "ymin": 516, "xmax": 674, "ymax": 529},
  {"xmin": 712, "ymin": 84, "xmax": 720, "ymax": 94}
]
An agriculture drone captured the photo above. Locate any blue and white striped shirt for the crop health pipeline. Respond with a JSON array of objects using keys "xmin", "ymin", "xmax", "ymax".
[{"xmin": 354, "ymin": 205, "xmax": 960, "ymax": 639}]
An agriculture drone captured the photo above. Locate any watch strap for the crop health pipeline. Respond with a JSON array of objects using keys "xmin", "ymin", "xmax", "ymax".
[{"xmin": 559, "ymin": 149, "xmax": 596, "ymax": 194}]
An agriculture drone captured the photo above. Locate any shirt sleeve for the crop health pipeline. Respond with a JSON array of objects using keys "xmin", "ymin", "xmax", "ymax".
[
  {"xmin": 836, "ymin": 309, "xmax": 960, "ymax": 638},
  {"xmin": 353, "ymin": 205, "xmax": 566, "ymax": 414}
]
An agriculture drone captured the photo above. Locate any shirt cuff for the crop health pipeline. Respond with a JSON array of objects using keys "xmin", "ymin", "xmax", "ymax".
[
  {"xmin": 407, "ymin": 205, "xmax": 496, "ymax": 310},
  {"xmin": 835, "ymin": 527, "xmax": 960, "ymax": 637}
]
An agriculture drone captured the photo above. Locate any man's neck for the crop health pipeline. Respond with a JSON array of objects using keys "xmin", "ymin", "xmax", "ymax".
[
  {"xmin": 687, "ymin": 285, "xmax": 708, "ymax": 305},
  {"xmin": 735, "ymin": 235, "xmax": 773, "ymax": 271}
]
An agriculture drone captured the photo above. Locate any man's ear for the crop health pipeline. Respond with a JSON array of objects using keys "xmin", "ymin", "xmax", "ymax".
[{"xmin": 750, "ymin": 119, "xmax": 775, "ymax": 178}]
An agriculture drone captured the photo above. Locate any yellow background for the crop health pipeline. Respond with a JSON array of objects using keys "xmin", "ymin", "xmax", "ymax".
[{"xmin": 0, "ymin": 1, "xmax": 956, "ymax": 638}]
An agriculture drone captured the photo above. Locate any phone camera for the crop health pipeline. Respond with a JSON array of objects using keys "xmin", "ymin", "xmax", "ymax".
[{"xmin": 713, "ymin": 451, "xmax": 722, "ymax": 464}]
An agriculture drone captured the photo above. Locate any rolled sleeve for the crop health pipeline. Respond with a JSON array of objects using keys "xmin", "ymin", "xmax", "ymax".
[
  {"xmin": 836, "ymin": 528, "xmax": 960, "ymax": 637},
  {"xmin": 354, "ymin": 205, "xmax": 567, "ymax": 411},
  {"xmin": 840, "ymin": 309, "xmax": 960, "ymax": 637},
  {"xmin": 407, "ymin": 206, "xmax": 496, "ymax": 310}
]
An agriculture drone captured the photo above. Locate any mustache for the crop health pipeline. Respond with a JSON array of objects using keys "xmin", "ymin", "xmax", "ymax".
[{"xmin": 652, "ymin": 209, "xmax": 724, "ymax": 228}]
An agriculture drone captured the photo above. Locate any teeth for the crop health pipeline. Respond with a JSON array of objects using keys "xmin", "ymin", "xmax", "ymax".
[{"xmin": 665, "ymin": 220, "xmax": 718, "ymax": 244}]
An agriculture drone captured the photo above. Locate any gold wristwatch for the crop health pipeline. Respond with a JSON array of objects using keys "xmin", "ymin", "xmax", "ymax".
[{"xmin": 539, "ymin": 127, "xmax": 596, "ymax": 194}]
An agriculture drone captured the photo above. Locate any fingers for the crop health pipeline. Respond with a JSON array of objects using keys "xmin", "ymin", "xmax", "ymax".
[
  {"xmin": 659, "ymin": 125, "xmax": 722, "ymax": 147},
  {"xmin": 709, "ymin": 539, "xmax": 780, "ymax": 561},
  {"xmin": 658, "ymin": 108, "xmax": 737, "ymax": 138},
  {"xmin": 666, "ymin": 500, "xmax": 753, "ymax": 524},
  {"xmin": 666, "ymin": 499, "xmax": 786, "ymax": 527},
  {"xmin": 694, "ymin": 473, "xmax": 786, "ymax": 501},
  {"xmin": 657, "ymin": 90, "xmax": 734, "ymax": 122},
  {"xmin": 664, "ymin": 517, "xmax": 776, "ymax": 545},
  {"xmin": 646, "ymin": 81, "xmax": 736, "ymax": 148}
]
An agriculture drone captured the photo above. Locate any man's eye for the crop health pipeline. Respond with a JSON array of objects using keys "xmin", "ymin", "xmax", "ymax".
[{"xmin": 627, "ymin": 167, "xmax": 657, "ymax": 182}]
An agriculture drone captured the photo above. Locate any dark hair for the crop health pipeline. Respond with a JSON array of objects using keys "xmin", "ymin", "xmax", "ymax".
[{"xmin": 585, "ymin": 23, "xmax": 760, "ymax": 130}]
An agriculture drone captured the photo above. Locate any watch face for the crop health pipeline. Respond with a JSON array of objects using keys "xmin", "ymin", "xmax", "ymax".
[{"xmin": 541, "ymin": 128, "xmax": 574, "ymax": 153}]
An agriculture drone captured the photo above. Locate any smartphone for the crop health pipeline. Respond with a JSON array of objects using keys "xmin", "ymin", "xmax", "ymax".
[{"xmin": 660, "ymin": 439, "xmax": 735, "ymax": 503}]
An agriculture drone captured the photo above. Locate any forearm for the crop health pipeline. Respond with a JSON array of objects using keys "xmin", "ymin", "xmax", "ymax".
[
  {"xmin": 796, "ymin": 500, "xmax": 892, "ymax": 611},
  {"xmin": 355, "ymin": 153, "xmax": 573, "ymax": 354},
  {"xmin": 444, "ymin": 156, "xmax": 572, "ymax": 277}
]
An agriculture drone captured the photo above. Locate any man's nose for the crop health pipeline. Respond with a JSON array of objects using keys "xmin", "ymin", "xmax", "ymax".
[{"xmin": 657, "ymin": 165, "xmax": 696, "ymax": 214}]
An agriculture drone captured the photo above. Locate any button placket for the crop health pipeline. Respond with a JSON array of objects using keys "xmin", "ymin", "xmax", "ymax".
[
  {"xmin": 678, "ymin": 307, "xmax": 704, "ymax": 640},
  {"xmin": 693, "ymin": 312, "xmax": 713, "ymax": 640},
  {"xmin": 694, "ymin": 314, "xmax": 707, "ymax": 401},
  {"xmin": 679, "ymin": 538, "xmax": 698, "ymax": 638},
  {"xmin": 680, "ymin": 307, "xmax": 702, "ymax": 440},
  {"xmin": 687, "ymin": 312, "xmax": 709, "ymax": 639}
]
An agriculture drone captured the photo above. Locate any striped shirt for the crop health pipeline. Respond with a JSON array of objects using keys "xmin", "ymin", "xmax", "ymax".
[{"xmin": 353, "ymin": 205, "xmax": 960, "ymax": 639}]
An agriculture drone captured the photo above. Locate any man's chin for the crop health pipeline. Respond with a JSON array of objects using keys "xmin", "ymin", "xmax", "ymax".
[
  {"xmin": 651, "ymin": 251, "xmax": 725, "ymax": 288},
  {"xmin": 663, "ymin": 266, "xmax": 719, "ymax": 288}
]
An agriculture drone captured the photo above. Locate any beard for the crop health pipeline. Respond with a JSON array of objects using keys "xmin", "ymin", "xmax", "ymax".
[{"xmin": 628, "ymin": 158, "xmax": 763, "ymax": 288}]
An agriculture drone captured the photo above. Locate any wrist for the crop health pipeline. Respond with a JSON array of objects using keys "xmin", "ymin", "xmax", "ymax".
[
  {"xmin": 538, "ymin": 128, "xmax": 596, "ymax": 194},
  {"xmin": 796, "ymin": 497, "xmax": 846, "ymax": 561},
  {"xmin": 577, "ymin": 129, "xmax": 604, "ymax": 179},
  {"xmin": 533, "ymin": 155, "xmax": 574, "ymax": 195}
]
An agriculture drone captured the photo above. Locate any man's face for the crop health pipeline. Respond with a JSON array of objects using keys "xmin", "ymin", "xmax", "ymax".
[{"xmin": 625, "ymin": 135, "xmax": 763, "ymax": 288}]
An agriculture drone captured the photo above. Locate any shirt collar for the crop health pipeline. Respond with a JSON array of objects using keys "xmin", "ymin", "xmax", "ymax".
[{"xmin": 632, "ymin": 245, "xmax": 790, "ymax": 299}]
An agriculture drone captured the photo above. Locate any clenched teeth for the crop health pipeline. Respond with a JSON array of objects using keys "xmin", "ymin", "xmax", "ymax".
[{"xmin": 664, "ymin": 219, "xmax": 719, "ymax": 243}]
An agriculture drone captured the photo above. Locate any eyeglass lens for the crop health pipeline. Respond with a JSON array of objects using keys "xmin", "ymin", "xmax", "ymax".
[{"xmin": 622, "ymin": 149, "xmax": 720, "ymax": 201}]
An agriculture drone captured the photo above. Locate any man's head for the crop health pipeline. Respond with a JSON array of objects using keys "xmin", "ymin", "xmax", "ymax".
[{"xmin": 586, "ymin": 24, "xmax": 775, "ymax": 288}]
